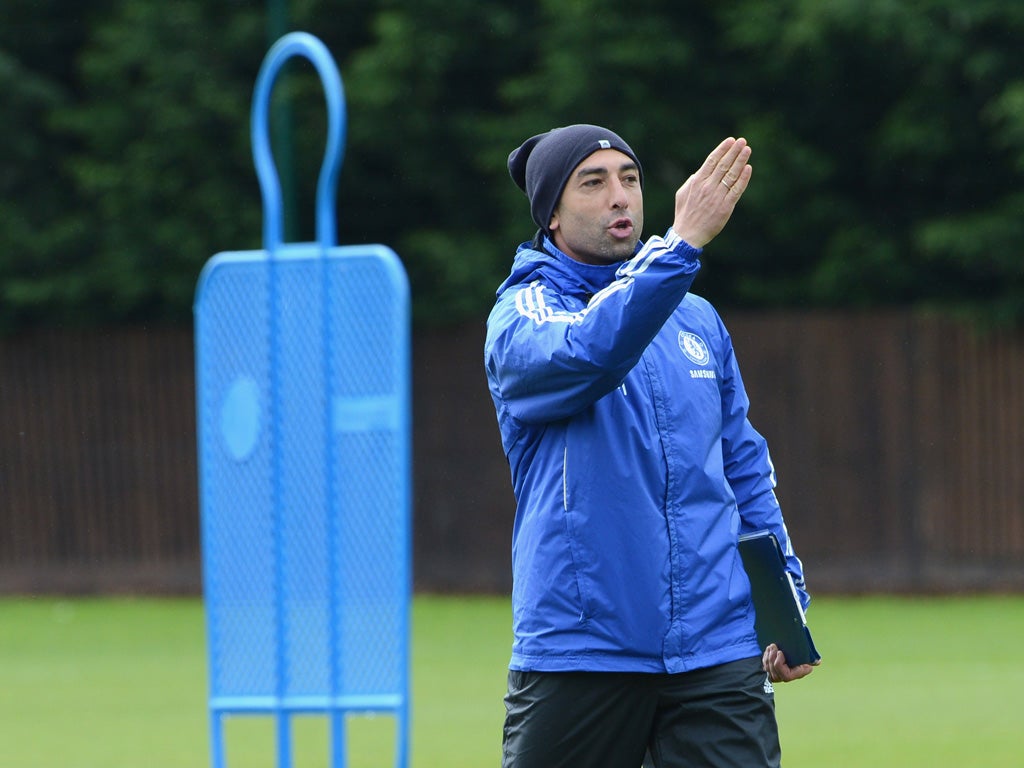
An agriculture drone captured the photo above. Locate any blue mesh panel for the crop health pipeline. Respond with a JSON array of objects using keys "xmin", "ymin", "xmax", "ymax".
[
  {"xmin": 195, "ymin": 245, "xmax": 410, "ymax": 711},
  {"xmin": 196, "ymin": 258, "xmax": 278, "ymax": 699}
]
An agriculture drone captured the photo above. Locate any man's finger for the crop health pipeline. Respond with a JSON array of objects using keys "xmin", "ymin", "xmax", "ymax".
[
  {"xmin": 713, "ymin": 138, "xmax": 749, "ymax": 182},
  {"xmin": 697, "ymin": 137, "xmax": 738, "ymax": 179},
  {"xmin": 718, "ymin": 141, "xmax": 751, "ymax": 185},
  {"xmin": 725, "ymin": 163, "xmax": 753, "ymax": 197},
  {"xmin": 778, "ymin": 662, "xmax": 815, "ymax": 683}
]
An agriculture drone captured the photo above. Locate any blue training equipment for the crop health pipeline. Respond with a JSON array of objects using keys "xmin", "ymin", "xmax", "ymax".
[{"xmin": 194, "ymin": 31, "xmax": 412, "ymax": 768}]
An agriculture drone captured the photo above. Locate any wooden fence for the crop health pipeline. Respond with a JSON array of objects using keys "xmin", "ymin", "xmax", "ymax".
[{"xmin": 1, "ymin": 313, "xmax": 1022, "ymax": 594}]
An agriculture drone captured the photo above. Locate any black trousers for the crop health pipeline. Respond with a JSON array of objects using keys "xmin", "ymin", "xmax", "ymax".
[{"xmin": 501, "ymin": 657, "xmax": 781, "ymax": 768}]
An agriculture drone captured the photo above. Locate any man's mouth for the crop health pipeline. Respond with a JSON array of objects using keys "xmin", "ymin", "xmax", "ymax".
[{"xmin": 608, "ymin": 217, "xmax": 634, "ymax": 239}]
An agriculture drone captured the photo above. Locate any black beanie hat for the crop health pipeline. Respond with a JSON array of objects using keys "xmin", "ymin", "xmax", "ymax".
[{"xmin": 508, "ymin": 124, "xmax": 643, "ymax": 234}]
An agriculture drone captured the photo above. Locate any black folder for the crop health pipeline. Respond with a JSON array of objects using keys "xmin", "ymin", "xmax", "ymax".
[{"xmin": 738, "ymin": 530, "xmax": 821, "ymax": 667}]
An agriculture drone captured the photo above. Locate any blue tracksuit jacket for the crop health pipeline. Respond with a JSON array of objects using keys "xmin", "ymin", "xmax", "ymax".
[{"xmin": 484, "ymin": 230, "xmax": 808, "ymax": 674}]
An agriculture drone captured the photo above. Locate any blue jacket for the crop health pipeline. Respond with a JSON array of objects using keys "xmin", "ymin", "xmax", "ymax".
[{"xmin": 484, "ymin": 230, "xmax": 809, "ymax": 674}]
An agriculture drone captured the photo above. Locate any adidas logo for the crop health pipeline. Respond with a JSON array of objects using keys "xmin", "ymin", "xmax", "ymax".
[{"xmin": 763, "ymin": 676, "xmax": 775, "ymax": 695}]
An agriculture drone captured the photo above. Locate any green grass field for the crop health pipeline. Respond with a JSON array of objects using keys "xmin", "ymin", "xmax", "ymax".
[{"xmin": 1, "ymin": 594, "xmax": 1022, "ymax": 767}]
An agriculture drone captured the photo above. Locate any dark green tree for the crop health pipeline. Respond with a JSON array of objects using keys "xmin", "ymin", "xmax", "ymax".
[
  {"xmin": 724, "ymin": 0, "xmax": 1024, "ymax": 324},
  {"xmin": 0, "ymin": 0, "xmax": 112, "ymax": 328},
  {"xmin": 51, "ymin": 1, "xmax": 266, "ymax": 324},
  {"xmin": 331, "ymin": 0, "xmax": 542, "ymax": 324},
  {"xmin": 2, "ymin": 0, "xmax": 1022, "ymax": 329}
]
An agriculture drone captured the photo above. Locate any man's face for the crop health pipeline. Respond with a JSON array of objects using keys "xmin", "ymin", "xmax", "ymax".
[{"xmin": 548, "ymin": 148, "xmax": 644, "ymax": 265}]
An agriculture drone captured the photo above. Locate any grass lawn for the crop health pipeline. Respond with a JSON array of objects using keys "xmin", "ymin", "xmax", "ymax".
[
  {"xmin": 1, "ymin": 594, "xmax": 1022, "ymax": 766},
  {"xmin": 775, "ymin": 596, "xmax": 1024, "ymax": 767}
]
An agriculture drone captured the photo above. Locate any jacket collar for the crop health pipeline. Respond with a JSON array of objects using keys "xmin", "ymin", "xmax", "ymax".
[{"xmin": 497, "ymin": 234, "xmax": 641, "ymax": 300}]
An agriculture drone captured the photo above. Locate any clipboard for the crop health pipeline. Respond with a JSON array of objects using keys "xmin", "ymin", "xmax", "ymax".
[{"xmin": 738, "ymin": 530, "xmax": 821, "ymax": 666}]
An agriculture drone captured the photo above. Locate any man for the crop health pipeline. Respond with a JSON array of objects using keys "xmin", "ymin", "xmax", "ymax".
[{"xmin": 484, "ymin": 124, "xmax": 816, "ymax": 767}]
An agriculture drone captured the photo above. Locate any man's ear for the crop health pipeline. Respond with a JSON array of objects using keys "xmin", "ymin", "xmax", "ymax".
[{"xmin": 548, "ymin": 209, "xmax": 560, "ymax": 233}]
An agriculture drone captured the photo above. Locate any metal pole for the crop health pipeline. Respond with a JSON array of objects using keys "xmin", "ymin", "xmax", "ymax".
[{"xmin": 267, "ymin": 0, "xmax": 297, "ymax": 242}]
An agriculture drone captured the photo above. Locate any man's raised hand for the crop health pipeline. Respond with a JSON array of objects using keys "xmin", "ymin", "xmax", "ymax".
[{"xmin": 672, "ymin": 137, "xmax": 753, "ymax": 249}]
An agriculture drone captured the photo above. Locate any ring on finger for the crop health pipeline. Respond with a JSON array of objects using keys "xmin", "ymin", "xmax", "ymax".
[{"xmin": 721, "ymin": 179, "xmax": 732, "ymax": 189}]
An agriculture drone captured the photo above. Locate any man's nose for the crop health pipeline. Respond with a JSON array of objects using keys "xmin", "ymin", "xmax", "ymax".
[{"xmin": 609, "ymin": 179, "xmax": 629, "ymax": 208}]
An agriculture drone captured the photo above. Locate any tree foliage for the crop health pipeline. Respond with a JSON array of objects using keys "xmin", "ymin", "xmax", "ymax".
[{"xmin": 1, "ymin": 0, "xmax": 1022, "ymax": 330}]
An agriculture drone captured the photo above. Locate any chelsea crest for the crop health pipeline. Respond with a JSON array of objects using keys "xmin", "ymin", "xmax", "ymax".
[{"xmin": 678, "ymin": 331, "xmax": 710, "ymax": 366}]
